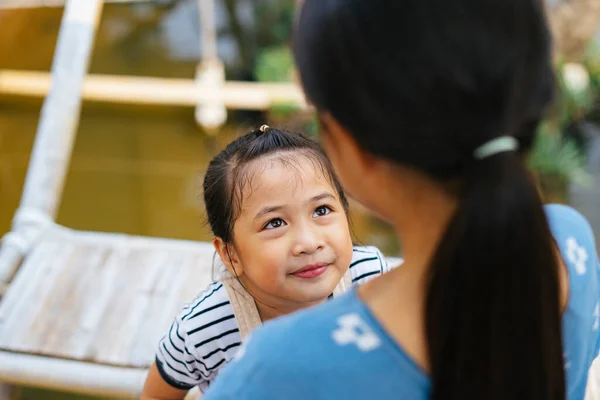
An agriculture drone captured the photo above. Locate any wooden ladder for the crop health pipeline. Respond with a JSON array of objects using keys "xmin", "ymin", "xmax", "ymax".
[{"xmin": 0, "ymin": 1, "xmax": 218, "ymax": 397}]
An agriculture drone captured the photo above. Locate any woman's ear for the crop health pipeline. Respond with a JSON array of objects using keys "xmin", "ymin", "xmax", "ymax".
[{"xmin": 212, "ymin": 237, "xmax": 244, "ymax": 277}]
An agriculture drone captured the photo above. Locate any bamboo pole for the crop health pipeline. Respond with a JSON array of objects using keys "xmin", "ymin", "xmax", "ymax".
[
  {"xmin": 0, "ymin": 70, "xmax": 306, "ymax": 109},
  {"xmin": 0, "ymin": 0, "xmax": 145, "ymax": 8},
  {"xmin": 0, "ymin": 351, "xmax": 146, "ymax": 398},
  {"xmin": 198, "ymin": 0, "xmax": 217, "ymax": 62},
  {"xmin": 195, "ymin": 0, "xmax": 227, "ymax": 131},
  {"xmin": 0, "ymin": 0, "xmax": 104, "ymax": 284}
]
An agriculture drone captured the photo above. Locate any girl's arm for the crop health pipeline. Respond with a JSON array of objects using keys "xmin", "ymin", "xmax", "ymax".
[
  {"xmin": 141, "ymin": 362, "xmax": 191, "ymax": 400},
  {"xmin": 142, "ymin": 281, "xmax": 240, "ymax": 399}
]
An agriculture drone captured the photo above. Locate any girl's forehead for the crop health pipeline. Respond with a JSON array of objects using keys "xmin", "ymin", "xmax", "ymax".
[{"xmin": 236, "ymin": 154, "xmax": 337, "ymax": 209}]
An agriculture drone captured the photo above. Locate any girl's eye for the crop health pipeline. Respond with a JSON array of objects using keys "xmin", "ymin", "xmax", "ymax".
[
  {"xmin": 313, "ymin": 206, "xmax": 332, "ymax": 218},
  {"xmin": 264, "ymin": 218, "xmax": 286, "ymax": 230}
]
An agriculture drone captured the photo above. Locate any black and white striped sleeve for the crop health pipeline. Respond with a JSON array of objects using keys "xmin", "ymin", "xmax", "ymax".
[
  {"xmin": 349, "ymin": 246, "xmax": 391, "ymax": 284},
  {"xmin": 155, "ymin": 281, "xmax": 243, "ymax": 391}
]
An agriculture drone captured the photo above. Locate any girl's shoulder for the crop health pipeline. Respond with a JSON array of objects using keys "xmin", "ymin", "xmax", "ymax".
[
  {"xmin": 176, "ymin": 280, "xmax": 241, "ymax": 350},
  {"xmin": 349, "ymin": 245, "xmax": 400, "ymax": 285},
  {"xmin": 156, "ymin": 280, "xmax": 243, "ymax": 390},
  {"xmin": 178, "ymin": 280, "xmax": 233, "ymax": 322}
]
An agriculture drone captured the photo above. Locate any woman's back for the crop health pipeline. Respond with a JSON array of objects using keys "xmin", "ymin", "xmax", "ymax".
[
  {"xmin": 202, "ymin": 205, "xmax": 599, "ymax": 399},
  {"xmin": 202, "ymin": 0, "xmax": 597, "ymax": 396}
]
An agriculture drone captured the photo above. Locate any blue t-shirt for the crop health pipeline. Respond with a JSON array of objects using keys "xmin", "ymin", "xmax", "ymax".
[{"xmin": 202, "ymin": 205, "xmax": 600, "ymax": 400}]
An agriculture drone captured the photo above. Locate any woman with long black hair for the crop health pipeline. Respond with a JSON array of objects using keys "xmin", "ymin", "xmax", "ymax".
[{"xmin": 202, "ymin": 1, "xmax": 600, "ymax": 398}]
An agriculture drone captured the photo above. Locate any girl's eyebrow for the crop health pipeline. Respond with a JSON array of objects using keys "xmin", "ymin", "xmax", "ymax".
[
  {"xmin": 253, "ymin": 192, "xmax": 335, "ymax": 221},
  {"xmin": 254, "ymin": 205, "xmax": 286, "ymax": 221},
  {"xmin": 309, "ymin": 192, "xmax": 335, "ymax": 203}
]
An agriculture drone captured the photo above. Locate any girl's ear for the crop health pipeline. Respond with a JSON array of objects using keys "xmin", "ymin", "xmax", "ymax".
[{"xmin": 212, "ymin": 237, "xmax": 244, "ymax": 277}]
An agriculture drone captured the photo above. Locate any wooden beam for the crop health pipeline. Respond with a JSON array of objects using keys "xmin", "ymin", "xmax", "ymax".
[
  {"xmin": 0, "ymin": 0, "xmax": 147, "ymax": 8},
  {"xmin": 0, "ymin": 69, "xmax": 307, "ymax": 109},
  {"xmin": 0, "ymin": 351, "xmax": 145, "ymax": 398},
  {"xmin": 0, "ymin": 0, "xmax": 104, "ymax": 283},
  {"xmin": 198, "ymin": 0, "xmax": 217, "ymax": 62}
]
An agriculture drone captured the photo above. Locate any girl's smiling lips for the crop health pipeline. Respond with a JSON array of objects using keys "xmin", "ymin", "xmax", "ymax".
[{"xmin": 291, "ymin": 263, "xmax": 330, "ymax": 278}]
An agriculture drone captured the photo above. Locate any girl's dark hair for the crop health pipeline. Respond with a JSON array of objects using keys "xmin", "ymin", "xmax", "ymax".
[
  {"xmin": 203, "ymin": 126, "xmax": 349, "ymax": 244},
  {"xmin": 294, "ymin": 1, "xmax": 564, "ymax": 399}
]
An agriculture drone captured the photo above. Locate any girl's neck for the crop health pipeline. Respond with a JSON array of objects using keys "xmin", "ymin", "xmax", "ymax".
[
  {"xmin": 255, "ymin": 297, "xmax": 328, "ymax": 322},
  {"xmin": 256, "ymin": 302, "xmax": 286, "ymax": 322}
]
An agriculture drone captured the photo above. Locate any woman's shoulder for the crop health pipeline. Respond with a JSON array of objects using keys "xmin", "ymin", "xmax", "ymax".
[
  {"xmin": 200, "ymin": 291, "xmax": 369, "ymax": 398},
  {"xmin": 202, "ymin": 290, "xmax": 429, "ymax": 399},
  {"xmin": 544, "ymin": 204, "xmax": 598, "ymax": 276},
  {"xmin": 241, "ymin": 291, "xmax": 368, "ymax": 353},
  {"xmin": 257, "ymin": 289, "xmax": 368, "ymax": 346},
  {"xmin": 544, "ymin": 205, "xmax": 600, "ymax": 398},
  {"xmin": 545, "ymin": 204, "xmax": 595, "ymax": 237}
]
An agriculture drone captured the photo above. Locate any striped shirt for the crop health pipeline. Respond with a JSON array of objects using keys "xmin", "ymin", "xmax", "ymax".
[{"xmin": 155, "ymin": 246, "xmax": 391, "ymax": 391}]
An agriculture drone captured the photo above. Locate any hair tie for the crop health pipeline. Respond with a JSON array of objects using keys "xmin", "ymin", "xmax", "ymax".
[
  {"xmin": 473, "ymin": 136, "xmax": 519, "ymax": 160},
  {"xmin": 259, "ymin": 124, "xmax": 270, "ymax": 133}
]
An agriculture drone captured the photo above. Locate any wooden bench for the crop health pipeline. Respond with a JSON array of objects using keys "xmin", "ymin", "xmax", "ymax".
[{"xmin": 0, "ymin": 226, "xmax": 215, "ymax": 397}]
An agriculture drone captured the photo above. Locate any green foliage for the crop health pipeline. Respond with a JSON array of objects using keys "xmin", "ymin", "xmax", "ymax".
[
  {"xmin": 555, "ymin": 62, "xmax": 593, "ymax": 125},
  {"xmin": 270, "ymin": 101, "xmax": 301, "ymax": 117},
  {"xmin": 305, "ymin": 116, "xmax": 319, "ymax": 137},
  {"xmin": 254, "ymin": 0, "xmax": 296, "ymax": 47},
  {"xmin": 529, "ymin": 123, "xmax": 591, "ymax": 187},
  {"xmin": 255, "ymin": 46, "xmax": 294, "ymax": 83},
  {"xmin": 528, "ymin": 46, "xmax": 600, "ymax": 187},
  {"xmin": 254, "ymin": 45, "xmax": 315, "ymax": 132}
]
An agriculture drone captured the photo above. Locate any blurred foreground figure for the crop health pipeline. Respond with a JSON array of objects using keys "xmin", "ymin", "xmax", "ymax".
[{"xmin": 203, "ymin": 0, "xmax": 600, "ymax": 399}]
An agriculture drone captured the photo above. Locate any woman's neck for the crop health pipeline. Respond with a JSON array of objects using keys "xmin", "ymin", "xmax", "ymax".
[
  {"xmin": 386, "ymin": 172, "xmax": 459, "ymax": 275},
  {"xmin": 358, "ymin": 173, "xmax": 458, "ymax": 372}
]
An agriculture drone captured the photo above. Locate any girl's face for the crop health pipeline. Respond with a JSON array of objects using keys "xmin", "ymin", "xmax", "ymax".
[{"xmin": 220, "ymin": 153, "xmax": 353, "ymax": 312}]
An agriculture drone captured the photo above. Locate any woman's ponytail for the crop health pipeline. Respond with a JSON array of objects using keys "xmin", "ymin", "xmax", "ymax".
[{"xmin": 426, "ymin": 151, "xmax": 564, "ymax": 400}]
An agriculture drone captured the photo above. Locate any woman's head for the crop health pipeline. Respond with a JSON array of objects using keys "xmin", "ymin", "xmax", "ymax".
[
  {"xmin": 203, "ymin": 126, "xmax": 353, "ymax": 311},
  {"xmin": 294, "ymin": 0, "xmax": 553, "ymax": 208},
  {"xmin": 294, "ymin": 1, "xmax": 564, "ymax": 399}
]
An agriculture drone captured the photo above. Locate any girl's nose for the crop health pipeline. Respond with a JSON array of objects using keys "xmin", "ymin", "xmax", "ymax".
[{"xmin": 291, "ymin": 223, "xmax": 324, "ymax": 256}]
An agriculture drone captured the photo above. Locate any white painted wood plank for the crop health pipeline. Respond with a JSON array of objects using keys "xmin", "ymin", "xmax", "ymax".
[
  {"xmin": 92, "ymin": 249, "xmax": 153, "ymax": 365},
  {"xmin": 0, "ymin": 240, "xmax": 73, "ymax": 348},
  {"xmin": 128, "ymin": 252, "xmax": 197, "ymax": 366},
  {"xmin": 0, "ymin": 239, "xmax": 61, "ymax": 323},
  {"xmin": 36, "ymin": 246, "xmax": 109, "ymax": 356},
  {"xmin": 64, "ymin": 246, "xmax": 123, "ymax": 360}
]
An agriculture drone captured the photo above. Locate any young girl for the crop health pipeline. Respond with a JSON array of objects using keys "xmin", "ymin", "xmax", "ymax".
[
  {"xmin": 201, "ymin": 1, "xmax": 600, "ymax": 400},
  {"xmin": 141, "ymin": 125, "xmax": 391, "ymax": 398}
]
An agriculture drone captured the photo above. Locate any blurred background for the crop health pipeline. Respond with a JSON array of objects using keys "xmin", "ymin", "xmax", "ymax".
[{"xmin": 1, "ymin": 0, "xmax": 600, "ymax": 398}]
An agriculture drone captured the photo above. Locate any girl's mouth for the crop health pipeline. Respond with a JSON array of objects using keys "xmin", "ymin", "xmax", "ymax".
[{"xmin": 291, "ymin": 263, "xmax": 330, "ymax": 278}]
